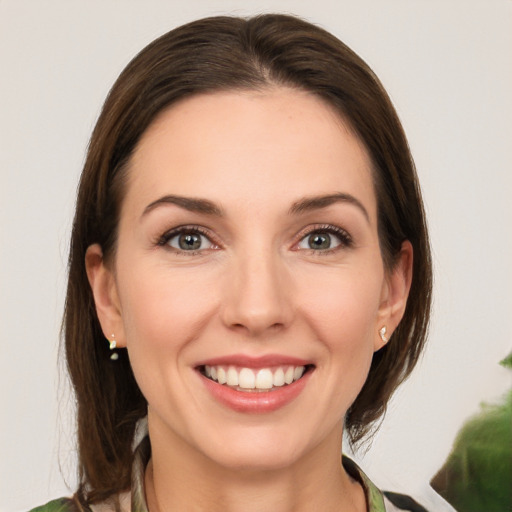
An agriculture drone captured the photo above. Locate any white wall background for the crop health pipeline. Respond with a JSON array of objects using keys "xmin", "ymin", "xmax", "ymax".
[{"xmin": 1, "ymin": 1, "xmax": 511, "ymax": 510}]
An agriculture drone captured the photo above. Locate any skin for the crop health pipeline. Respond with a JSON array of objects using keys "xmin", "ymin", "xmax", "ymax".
[{"xmin": 86, "ymin": 88, "xmax": 412, "ymax": 512}]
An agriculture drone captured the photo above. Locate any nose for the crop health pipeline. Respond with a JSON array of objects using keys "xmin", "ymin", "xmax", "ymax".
[{"xmin": 221, "ymin": 248, "xmax": 294, "ymax": 337}]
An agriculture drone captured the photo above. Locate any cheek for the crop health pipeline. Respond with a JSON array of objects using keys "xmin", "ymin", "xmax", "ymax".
[
  {"xmin": 296, "ymin": 265, "xmax": 383, "ymax": 391},
  {"xmin": 297, "ymin": 264, "xmax": 383, "ymax": 337},
  {"xmin": 117, "ymin": 263, "xmax": 218, "ymax": 351},
  {"xmin": 116, "ymin": 265, "xmax": 220, "ymax": 411}
]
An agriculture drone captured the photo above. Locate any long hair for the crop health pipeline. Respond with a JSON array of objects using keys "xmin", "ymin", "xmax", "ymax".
[{"xmin": 64, "ymin": 14, "xmax": 432, "ymax": 504}]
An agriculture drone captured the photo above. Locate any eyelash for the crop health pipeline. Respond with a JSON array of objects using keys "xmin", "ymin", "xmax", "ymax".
[
  {"xmin": 156, "ymin": 223, "xmax": 353, "ymax": 255},
  {"xmin": 157, "ymin": 225, "xmax": 218, "ymax": 255},
  {"xmin": 295, "ymin": 224, "xmax": 353, "ymax": 254}
]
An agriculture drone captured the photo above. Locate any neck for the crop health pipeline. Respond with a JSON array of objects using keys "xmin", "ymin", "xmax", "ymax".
[{"xmin": 144, "ymin": 420, "xmax": 366, "ymax": 512}]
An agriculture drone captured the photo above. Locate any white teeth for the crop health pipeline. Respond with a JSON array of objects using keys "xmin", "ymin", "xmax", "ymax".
[
  {"xmin": 272, "ymin": 367, "xmax": 285, "ymax": 387},
  {"xmin": 239, "ymin": 368, "xmax": 256, "ymax": 389},
  {"xmin": 294, "ymin": 366, "xmax": 305, "ymax": 380},
  {"xmin": 204, "ymin": 364, "xmax": 307, "ymax": 390},
  {"xmin": 217, "ymin": 367, "xmax": 227, "ymax": 384},
  {"xmin": 255, "ymin": 368, "xmax": 273, "ymax": 389},
  {"xmin": 227, "ymin": 366, "xmax": 239, "ymax": 386}
]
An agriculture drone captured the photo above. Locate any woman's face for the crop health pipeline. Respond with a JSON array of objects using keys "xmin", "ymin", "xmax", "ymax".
[{"xmin": 88, "ymin": 88, "xmax": 409, "ymax": 471}]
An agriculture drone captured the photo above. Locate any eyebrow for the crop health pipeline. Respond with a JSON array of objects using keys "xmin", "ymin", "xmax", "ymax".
[
  {"xmin": 142, "ymin": 192, "xmax": 369, "ymax": 222},
  {"xmin": 142, "ymin": 195, "xmax": 224, "ymax": 217},
  {"xmin": 289, "ymin": 193, "xmax": 370, "ymax": 222}
]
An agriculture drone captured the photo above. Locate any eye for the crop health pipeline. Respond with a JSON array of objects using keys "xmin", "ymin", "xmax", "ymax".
[
  {"xmin": 296, "ymin": 226, "xmax": 352, "ymax": 251},
  {"xmin": 159, "ymin": 227, "xmax": 216, "ymax": 253}
]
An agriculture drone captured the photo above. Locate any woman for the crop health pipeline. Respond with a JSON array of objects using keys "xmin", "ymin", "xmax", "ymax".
[{"xmin": 32, "ymin": 13, "xmax": 432, "ymax": 512}]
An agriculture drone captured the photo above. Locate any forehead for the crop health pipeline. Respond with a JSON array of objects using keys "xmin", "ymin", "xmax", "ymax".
[{"xmin": 125, "ymin": 88, "xmax": 376, "ymax": 219}]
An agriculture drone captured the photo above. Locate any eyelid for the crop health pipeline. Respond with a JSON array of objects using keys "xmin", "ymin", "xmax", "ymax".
[
  {"xmin": 157, "ymin": 224, "xmax": 221, "ymax": 252},
  {"xmin": 155, "ymin": 223, "xmax": 352, "ymax": 254},
  {"xmin": 293, "ymin": 224, "xmax": 353, "ymax": 251}
]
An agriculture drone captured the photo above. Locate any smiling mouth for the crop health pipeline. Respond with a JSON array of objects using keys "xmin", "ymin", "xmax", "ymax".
[{"xmin": 199, "ymin": 364, "xmax": 314, "ymax": 392}]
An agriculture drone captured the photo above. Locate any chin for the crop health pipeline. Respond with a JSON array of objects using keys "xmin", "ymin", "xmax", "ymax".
[
  {"xmin": 197, "ymin": 427, "xmax": 317, "ymax": 473},
  {"xmin": 208, "ymin": 448, "xmax": 301, "ymax": 473}
]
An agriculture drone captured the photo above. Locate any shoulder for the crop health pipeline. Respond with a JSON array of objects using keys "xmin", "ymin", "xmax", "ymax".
[
  {"xmin": 383, "ymin": 491, "xmax": 430, "ymax": 511},
  {"xmin": 343, "ymin": 456, "xmax": 443, "ymax": 512},
  {"xmin": 28, "ymin": 498, "xmax": 87, "ymax": 512},
  {"xmin": 27, "ymin": 492, "xmax": 131, "ymax": 512}
]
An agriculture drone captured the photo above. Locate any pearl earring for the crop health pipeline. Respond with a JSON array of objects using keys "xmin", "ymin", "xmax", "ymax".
[
  {"xmin": 379, "ymin": 326, "xmax": 389, "ymax": 343},
  {"xmin": 108, "ymin": 333, "xmax": 119, "ymax": 360}
]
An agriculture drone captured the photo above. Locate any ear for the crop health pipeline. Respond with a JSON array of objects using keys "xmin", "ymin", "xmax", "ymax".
[
  {"xmin": 375, "ymin": 240, "xmax": 413, "ymax": 351},
  {"xmin": 85, "ymin": 244, "xmax": 126, "ymax": 347}
]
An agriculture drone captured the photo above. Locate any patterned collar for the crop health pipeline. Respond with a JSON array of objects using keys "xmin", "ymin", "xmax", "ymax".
[
  {"xmin": 129, "ymin": 420, "xmax": 386, "ymax": 512},
  {"xmin": 343, "ymin": 456, "xmax": 387, "ymax": 512}
]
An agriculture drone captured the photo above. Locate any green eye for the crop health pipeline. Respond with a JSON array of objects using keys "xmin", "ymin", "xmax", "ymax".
[
  {"xmin": 308, "ymin": 233, "xmax": 332, "ymax": 250},
  {"xmin": 297, "ymin": 227, "xmax": 352, "ymax": 252},
  {"xmin": 165, "ymin": 230, "xmax": 214, "ymax": 252},
  {"xmin": 178, "ymin": 233, "xmax": 202, "ymax": 250}
]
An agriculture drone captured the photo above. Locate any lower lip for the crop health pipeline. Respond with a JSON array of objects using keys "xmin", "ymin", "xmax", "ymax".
[{"xmin": 199, "ymin": 370, "xmax": 312, "ymax": 413}]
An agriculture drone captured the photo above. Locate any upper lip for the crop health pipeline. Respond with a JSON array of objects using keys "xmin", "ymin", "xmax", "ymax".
[{"xmin": 195, "ymin": 353, "xmax": 313, "ymax": 369}]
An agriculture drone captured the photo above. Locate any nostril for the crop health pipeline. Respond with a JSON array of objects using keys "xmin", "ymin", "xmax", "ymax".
[{"xmin": 220, "ymin": 269, "xmax": 294, "ymax": 334}]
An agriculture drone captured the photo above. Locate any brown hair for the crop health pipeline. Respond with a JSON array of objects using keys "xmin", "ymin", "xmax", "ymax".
[{"xmin": 64, "ymin": 13, "xmax": 432, "ymax": 504}]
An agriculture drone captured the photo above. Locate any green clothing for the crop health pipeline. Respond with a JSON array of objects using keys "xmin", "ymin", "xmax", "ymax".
[{"xmin": 29, "ymin": 501, "xmax": 74, "ymax": 512}]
